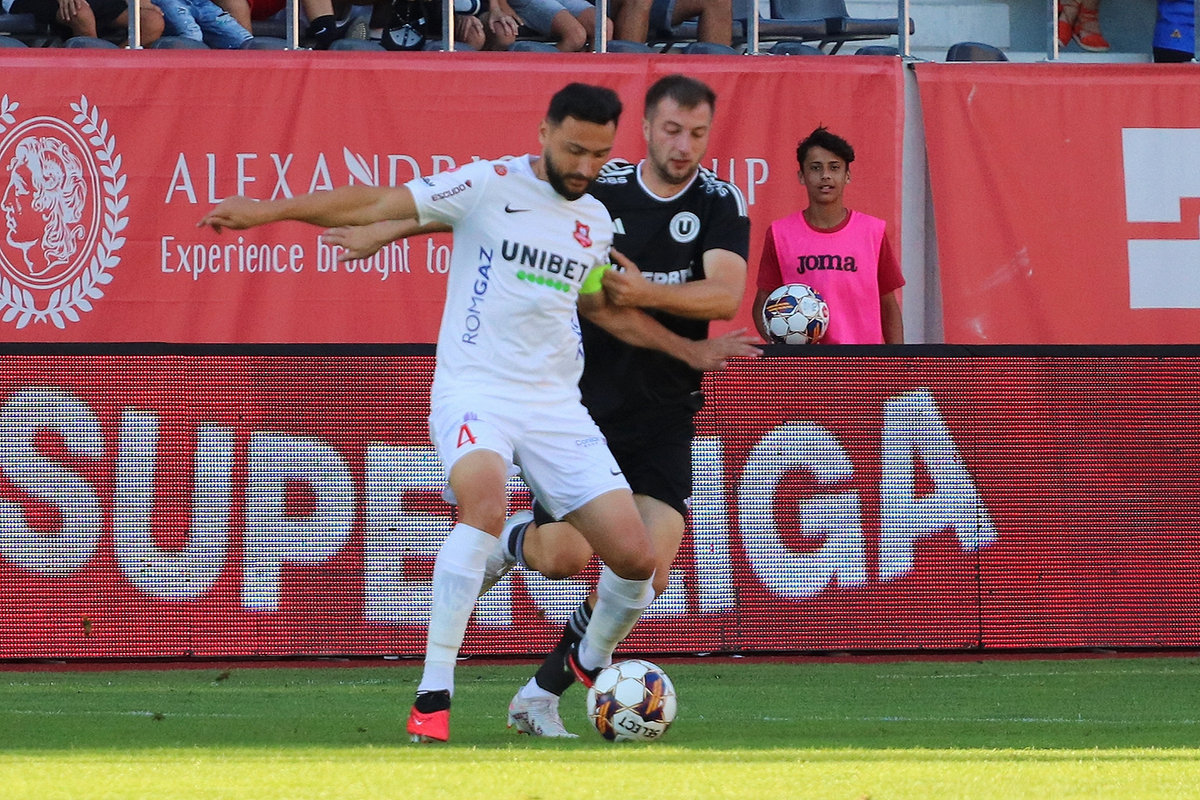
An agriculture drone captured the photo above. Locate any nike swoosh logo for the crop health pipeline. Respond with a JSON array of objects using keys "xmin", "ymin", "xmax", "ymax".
[
  {"xmin": 610, "ymin": 468, "xmax": 623, "ymax": 476},
  {"xmin": 505, "ymin": 204, "xmax": 530, "ymax": 213}
]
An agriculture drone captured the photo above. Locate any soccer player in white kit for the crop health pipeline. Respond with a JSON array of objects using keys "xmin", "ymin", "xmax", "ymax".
[{"xmin": 200, "ymin": 83, "xmax": 714, "ymax": 743}]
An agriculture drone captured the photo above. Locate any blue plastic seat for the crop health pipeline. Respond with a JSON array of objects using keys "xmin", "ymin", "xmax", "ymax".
[
  {"xmin": 240, "ymin": 36, "xmax": 288, "ymax": 49},
  {"xmin": 945, "ymin": 41, "xmax": 1008, "ymax": 61},
  {"xmin": 152, "ymin": 35, "xmax": 210, "ymax": 49},
  {"xmin": 769, "ymin": 41, "xmax": 823, "ymax": 55},
  {"xmin": 65, "ymin": 35, "xmax": 119, "ymax": 48}
]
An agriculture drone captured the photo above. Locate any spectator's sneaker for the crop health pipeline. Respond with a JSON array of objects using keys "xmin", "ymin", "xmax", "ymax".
[
  {"xmin": 1073, "ymin": 7, "xmax": 1109, "ymax": 52},
  {"xmin": 407, "ymin": 690, "xmax": 451, "ymax": 743},
  {"xmin": 478, "ymin": 510, "xmax": 531, "ymax": 596},
  {"xmin": 565, "ymin": 641, "xmax": 602, "ymax": 689},
  {"xmin": 341, "ymin": 5, "xmax": 371, "ymax": 40},
  {"xmin": 507, "ymin": 691, "xmax": 579, "ymax": 738}
]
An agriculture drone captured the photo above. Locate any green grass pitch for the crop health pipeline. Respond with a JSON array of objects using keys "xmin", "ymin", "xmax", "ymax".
[{"xmin": 2, "ymin": 656, "xmax": 1199, "ymax": 799}]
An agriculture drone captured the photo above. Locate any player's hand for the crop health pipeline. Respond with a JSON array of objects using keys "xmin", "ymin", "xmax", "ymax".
[
  {"xmin": 682, "ymin": 328, "xmax": 761, "ymax": 371},
  {"xmin": 322, "ymin": 225, "xmax": 389, "ymax": 261},
  {"xmin": 602, "ymin": 248, "xmax": 653, "ymax": 307},
  {"xmin": 198, "ymin": 196, "xmax": 270, "ymax": 233}
]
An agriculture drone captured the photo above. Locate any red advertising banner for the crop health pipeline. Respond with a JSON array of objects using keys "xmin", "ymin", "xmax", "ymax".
[
  {"xmin": 918, "ymin": 64, "xmax": 1200, "ymax": 344},
  {"xmin": 0, "ymin": 52, "xmax": 901, "ymax": 344},
  {"xmin": 1, "ymin": 349, "xmax": 1199, "ymax": 659}
]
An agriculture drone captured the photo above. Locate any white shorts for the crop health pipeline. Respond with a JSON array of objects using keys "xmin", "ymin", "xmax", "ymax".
[{"xmin": 428, "ymin": 391, "xmax": 630, "ymax": 520}]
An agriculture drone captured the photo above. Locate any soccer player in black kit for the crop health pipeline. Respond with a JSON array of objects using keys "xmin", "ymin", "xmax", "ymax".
[
  {"xmin": 493, "ymin": 74, "xmax": 754, "ymax": 737},
  {"xmin": 320, "ymin": 74, "xmax": 756, "ymax": 738}
]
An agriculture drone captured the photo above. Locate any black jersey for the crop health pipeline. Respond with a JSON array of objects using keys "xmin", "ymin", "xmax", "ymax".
[{"xmin": 580, "ymin": 159, "xmax": 750, "ymax": 423}]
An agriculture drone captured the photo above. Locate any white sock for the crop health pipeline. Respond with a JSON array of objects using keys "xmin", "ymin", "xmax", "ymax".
[
  {"xmin": 578, "ymin": 566, "xmax": 654, "ymax": 672},
  {"xmin": 417, "ymin": 522, "xmax": 496, "ymax": 696},
  {"xmin": 518, "ymin": 676, "xmax": 558, "ymax": 701}
]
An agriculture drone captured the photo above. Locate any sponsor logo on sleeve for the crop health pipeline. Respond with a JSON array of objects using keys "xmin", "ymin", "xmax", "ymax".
[{"xmin": 431, "ymin": 180, "xmax": 471, "ymax": 202}]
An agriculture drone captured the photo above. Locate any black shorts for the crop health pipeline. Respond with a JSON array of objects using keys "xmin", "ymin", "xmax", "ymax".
[{"xmin": 533, "ymin": 410, "xmax": 695, "ymax": 521}]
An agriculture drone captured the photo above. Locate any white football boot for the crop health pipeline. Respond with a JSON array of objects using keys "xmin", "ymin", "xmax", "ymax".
[{"xmin": 507, "ymin": 689, "xmax": 579, "ymax": 738}]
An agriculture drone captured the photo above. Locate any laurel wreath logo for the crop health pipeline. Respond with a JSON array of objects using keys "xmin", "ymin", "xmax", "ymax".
[{"xmin": 0, "ymin": 94, "xmax": 126, "ymax": 330}]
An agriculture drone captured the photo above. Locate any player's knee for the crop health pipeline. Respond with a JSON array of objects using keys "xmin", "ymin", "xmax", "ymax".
[
  {"xmin": 538, "ymin": 550, "xmax": 589, "ymax": 580},
  {"xmin": 607, "ymin": 549, "xmax": 656, "ymax": 582},
  {"xmin": 459, "ymin": 502, "xmax": 506, "ymax": 536}
]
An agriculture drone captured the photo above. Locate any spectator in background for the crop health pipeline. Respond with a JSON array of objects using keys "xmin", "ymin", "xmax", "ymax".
[
  {"xmin": 213, "ymin": 0, "xmax": 349, "ymax": 47},
  {"xmin": 432, "ymin": 0, "xmax": 520, "ymax": 50},
  {"xmin": 154, "ymin": 0, "xmax": 253, "ymax": 47},
  {"xmin": 377, "ymin": 0, "xmax": 518, "ymax": 50},
  {"xmin": 5, "ymin": 0, "xmax": 163, "ymax": 43},
  {"xmin": 1153, "ymin": 0, "xmax": 1193, "ymax": 62},
  {"xmin": 506, "ymin": 0, "xmax": 610, "ymax": 51},
  {"xmin": 1057, "ymin": 0, "xmax": 1109, "ymax": 53},
  {"xmin": 605, "ymin": 0, "xmax": 731, "ymax": 47},
  {"xmin": 753, "ymin": 126, "xmax": 904, "ymax": 345}
]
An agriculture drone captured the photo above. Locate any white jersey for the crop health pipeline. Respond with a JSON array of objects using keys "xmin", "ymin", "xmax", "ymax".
[{"xmin": 407, "ymin": 155, "xmax": 614, "ymax": 405}]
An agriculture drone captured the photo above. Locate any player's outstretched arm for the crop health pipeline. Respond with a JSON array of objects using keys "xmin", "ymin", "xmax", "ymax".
[
  {"xmin": 198, "ymin": 186, "xmax": 419, "ymax": 233},
  {"xmin": 602, "ymin": 248, "xmax": 747, "ymax": 321},
  {"xmin": 579, "ymin": 288, "xmax": 759, "ymax": 371},
  {"xmin": 322, "ymin": 220, "xmax": 452, "ymax": 262}
]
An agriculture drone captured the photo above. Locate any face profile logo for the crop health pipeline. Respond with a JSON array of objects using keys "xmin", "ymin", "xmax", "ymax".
[{"xmin": 0, "ymin": 95, "xmax": 126, "ymax": 330}]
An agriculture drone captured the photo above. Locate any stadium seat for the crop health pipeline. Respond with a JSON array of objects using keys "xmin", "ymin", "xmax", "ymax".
[
  {"xmin": 681, "ymin": 41, "xmax": 739, "ymax": 54},
  {"xmin": 657, "ymin": 0, "xmax": 823, "ymax": 52},
  {"xmin": 0, "ymin": 13, "xmax": 38, "ymax": 35},
  {"xmin": 64, "ymin": 35, "xmax": 119, "ymax": 48},
  {"xmin": 769, "ymin": 41, "xmax": 823, "ymax": 55},
  {"xmin": 509, "ymin": 40, "xmax": 559, "ymax": 52},
  {"xmin": 153, "ymin": 35, "xmax": 210, "ymax": 48},
  {"xmin": 945, "ymin": 41, "xmax": 1008, "ymax": 61},
  {"xmin": 328, "ymin": 38, "xmax": 384, "ymax": 50},
  {"xmin": 422, "ymin": 39, "xmax": 477, "ymax": 50},
  {"xmin": 855, "ymin": 44, "xmax": 899, "ymax": 55},
  {"xmin": 250, "ymin": 18, "xmax": 286, "ymax": 38},
  {"xmin": 606, "ymin": 39, "xmax": 654, "ymax": 53},
  {"xmin": 240, "ymin": 36, "xmax": 288, "ymax": 49},
  {"xmin": 769, "ymin": 0, "xmax": 909, "ymax": 54},
  {"xmin": 0, "ymin": 34, "xmax": 27, "ymax": 47}
]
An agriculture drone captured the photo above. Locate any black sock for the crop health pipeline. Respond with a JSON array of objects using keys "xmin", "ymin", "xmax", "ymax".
[
  {"xmin": 307, "ymin": 15, "xmax": 342, "ymax": 49},
  {"xmin": 533, "ymin": 600, "xmax": 593, "ymax": 696},
  {"xmin": 413, "ymin": 689, "xmax": 450, "ymax": 712},
  {"xmin": 504, "ymin": 519, "xmax": 531, "ymax": 567}
]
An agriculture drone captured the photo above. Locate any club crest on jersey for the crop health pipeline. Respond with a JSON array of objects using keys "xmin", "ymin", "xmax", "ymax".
[
  {"xmin": 573, "ymin": 221, "xmax": 592, "ymax": 248},
  {"xmin": 669, "ymin": 211, "xmax": 700, "ymax": 243}
]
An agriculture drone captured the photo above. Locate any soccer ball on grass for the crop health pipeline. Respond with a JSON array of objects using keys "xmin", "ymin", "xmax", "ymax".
[
  {"xmin": 761, "ymin": 283, "xmax": 829, "ymax": 344},
  {"xmin": 585, "ymin": 659, "xmax": 677, "ymax": 742}
]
